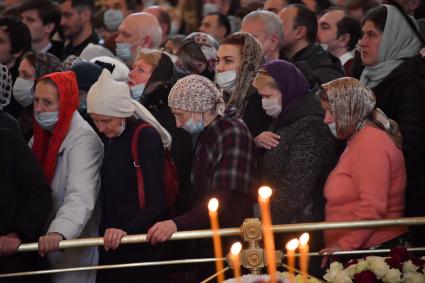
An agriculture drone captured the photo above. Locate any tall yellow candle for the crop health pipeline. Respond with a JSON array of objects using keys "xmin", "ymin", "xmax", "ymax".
[
  {"xmin": 208, "ymin": 198, "xmax": 224, "ymax": 283},
  {"xmin": 299, "ymin": 233, "xmax": 310, "ymax": 283},
  {"xmin": 258, "ymin": 186, "xmax": 276, "ymax": 283},
  {"xmin": 230, "ymin": 242, "xmax": 242, "ymax": 283},
  {"xmin": 286, "ymin": 238, "xmax": 299, "ymax": 283}
]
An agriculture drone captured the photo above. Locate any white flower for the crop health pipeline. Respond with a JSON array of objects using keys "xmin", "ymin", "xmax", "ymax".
[
  {"xmin": 355, "ymin": 259, "xmax": 369, "ymax": 274},
  {"xmin": 324, "ymin": 262, "xmax": 345, "ymax": 282},
  {"xmin": 403, "ymin": 272, "xmax": 425, "ymax": 283},
  {"xmin": 368, "ymin": 256, "xmax": 390, "ymax": 278},
  {"xmin": 346, "ymin": 265, "xmax": 357, "ymax": 278},
  {"xmin": 403, "ymin": 260, "xmax": 419, "ymax": 274},
  {"xmin": 383, "ymin": 268, "xmax": 401, "ymax": 283},
  {"xmin": 334, "ymin": 270, "xmax": 353, "ymax": 283}
]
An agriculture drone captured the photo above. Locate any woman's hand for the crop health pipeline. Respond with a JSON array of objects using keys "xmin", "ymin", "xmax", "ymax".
[
  {"xmin": 0, "ymin": 233, "xmax": 21, "ymax": 256},
  {"xmin": 319, "ymin": 244, "xmax": 342, "ymax": 268},
  {"xmin": 103, "ymin": 228, "xmax": 127, "ymax": 251},
  {"xmin": 254, "ymin": 131, "xmax": 280, "ymax": 149},
  {"xmin": 38, "ymin": 232, "xmax": 64, "ymax": 256},
  {"xmin": 146, "ymin": 220, "xmax": 177, "ymax": 245}
]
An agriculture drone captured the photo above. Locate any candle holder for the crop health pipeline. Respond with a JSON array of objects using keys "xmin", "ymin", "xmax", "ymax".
[{"xmin": 239, "ymin": 218, "xmax": 283, "ymax": 275}]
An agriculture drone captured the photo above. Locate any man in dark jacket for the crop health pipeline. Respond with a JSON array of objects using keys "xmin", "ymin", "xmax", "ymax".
[
  {"xmin": 279, "ymin": 4, "xmax": 344, "ymax": 85},
  {"xmin": 0, "ymin": 129, "xmax": 52, "ymax": 283}
]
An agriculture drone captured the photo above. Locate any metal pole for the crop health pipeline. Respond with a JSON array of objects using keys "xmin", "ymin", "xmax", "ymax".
[
  {"xmin": 0, "ymin": 257, "xmax": 226, "ymax": 278},
  {"xmin": 16, "ymin": 217, "xmax": 425, "ymax": 252},
  {"xmin": 200, "ymin": 267, "xmax": 230, "ymax": 283}
]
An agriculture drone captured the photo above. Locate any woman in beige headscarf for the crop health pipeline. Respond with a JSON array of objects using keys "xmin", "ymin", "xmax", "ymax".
[
  {"xmin": 215, "ymin": 32, "xmax": 271, "ymax": 137},
  {"xmin": 318, "ymin": 77, "xmax": 408, "ymax": 267}
]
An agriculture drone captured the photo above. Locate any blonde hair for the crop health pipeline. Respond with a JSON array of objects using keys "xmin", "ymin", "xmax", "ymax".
[
  {"xmin": 252, "ymin": 68, "xmax": 278, "ymax": 90},
  {"xmin": 134, "ymin": 48, "xmax": 162, "ymax": 69}
]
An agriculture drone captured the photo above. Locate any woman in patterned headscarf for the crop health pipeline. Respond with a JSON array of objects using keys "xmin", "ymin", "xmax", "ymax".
[
  {"xmin": 319, "ymin": 77, "xmax": 408, "ymax": 267},
  {"xmin": 215, "ymin": 32, "xmax": 271, "ymax": 137},
  {"xmin": 0, "ymin": 62, "xmax": 21, "ymax": 135},
  {"xmin": 13, "ymin": 51, "xmax": 63, "ymax": 140}
]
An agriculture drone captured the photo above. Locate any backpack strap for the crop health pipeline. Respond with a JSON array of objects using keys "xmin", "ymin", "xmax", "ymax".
[{"xmin": 131, "ymin": 122, "xmax": 152, "ymax": 209}]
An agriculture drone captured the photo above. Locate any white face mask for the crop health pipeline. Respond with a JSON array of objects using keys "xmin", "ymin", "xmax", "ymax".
[
  {"xmin": 216, "ymin": 70, "xmax": 237, "ymax": 93},
  {"xmin": 203, "ymin": 3, "xmax": 219, "ymax": 16},
  {"xmin": 13, "ymin": 77, "xmax": 34, "ymax": 108},
  {"xmin": 116, "ymin": 42, "xmax": 132, "ymax": 61},
  {"xmin": 261, "ymin": 97, "xmax": 282, "ymax": 118},
  {"xmin": 327, "ymin": 122, "xmax": 338, "ymax": 138},
  {"xmin": 103, "ymin": 9, "xmax": 124, "ymax": 31},
  {"xmin": 320, "ymin": 43, "xmax": 328, "ymax": 51},
  {"xmin": 130, "ymin": 83, "xmax": 146, "ymax": 101}
]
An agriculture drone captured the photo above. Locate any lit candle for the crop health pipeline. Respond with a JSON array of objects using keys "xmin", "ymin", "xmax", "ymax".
[
  {"xmin": 230, "ymin": 242, "xmax": 242, "ymax": 283},
  {"xmin": 208, "ymin": 198, "xmax": 224, "ymax": 283},
  {"xmin": 258, "ymin": 186, "xmax": 277, "ymax": 283},
  {"xmin": 299, "ymin": 233, "xmax": 310, "ymax": 283},
  {"xmin": 286, "ymin": 238, "xmax": 299, "ymax": 283}
]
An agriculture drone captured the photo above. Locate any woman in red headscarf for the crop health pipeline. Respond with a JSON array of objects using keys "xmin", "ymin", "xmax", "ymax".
[{"xmin": 31, "ymin": 71, "xmax": 103, "ymax": 283}]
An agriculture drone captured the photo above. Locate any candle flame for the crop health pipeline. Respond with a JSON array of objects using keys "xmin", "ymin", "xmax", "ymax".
[
  {"xmin": 286, "ymin": 239, "xmax": 299, "ymax": 251},
  {"xmin": 208, "ymin": 198, "xmax": 219, "ymax": 212},
  {"xmin": 258, "ymin": 186, "xmax": 272, "ymax": 200},
  {"xmin": 230, "ymin": 242, "xmax": 243, "ymax": 256},
  {"xmin": 299, "ymin": 233, "xmax": 310, "ymax": 245}
]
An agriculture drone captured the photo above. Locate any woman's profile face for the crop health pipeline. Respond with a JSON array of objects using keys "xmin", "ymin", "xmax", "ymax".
[
  {"xmin": 34, "ymin": 80, "xmax": 60, "ymax": 113},
  {"xmin": 216, "ymin": 44, "xmax": 242, "ymax": 73},
  {"xmin": 128, "ymin": 58, "xmax": 155, "ymax": 87},
  {"xmin": 320, "ymin": 99, "xmax": 335, "ymax": 125},
  {"xmin": 18, "ymin": 58, "xmax": 36, "ymax": 81},
  {"xmin": 359, "ymin": 20, "xmax": 383, "ymax": 67}
]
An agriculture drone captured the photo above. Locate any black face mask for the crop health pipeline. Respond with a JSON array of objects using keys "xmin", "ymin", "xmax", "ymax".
[{"xmin": 200, "ymin": 67, "xmax": 215, "ymax": 81}]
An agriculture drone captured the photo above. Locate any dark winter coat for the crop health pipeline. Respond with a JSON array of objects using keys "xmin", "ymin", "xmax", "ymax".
[
  {"xmin": 0, "ymin": 129, "xmax": 52, "ymax": 283},
  {"xmin": 292, "ymin": 44, "xmax": 344, "ymax": 86},
  {"xmin": 97, "ymin": 119, "xmax": 167, "ymax": 283},
  {"xmin": 260, "ymin": 92, "xmax": 338, "ymax": 225},
  {"xmin": 371, "ymin": 55, "xmax": 425, "ymax": 246}
]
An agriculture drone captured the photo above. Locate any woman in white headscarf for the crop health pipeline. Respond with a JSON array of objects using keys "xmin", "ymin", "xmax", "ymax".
[
  {"xmin": 359, "ymin": 4, "xmax": 425, "ymax": 246},
  {"xmin": 87, "ymin": 69, "xmax": 171, "ymax": 283}
]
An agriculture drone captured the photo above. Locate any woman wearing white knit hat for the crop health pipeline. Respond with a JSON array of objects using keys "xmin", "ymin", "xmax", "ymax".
[{"xmin": 87, "ymin": 69, "xmax": 171, "ymax": 283}]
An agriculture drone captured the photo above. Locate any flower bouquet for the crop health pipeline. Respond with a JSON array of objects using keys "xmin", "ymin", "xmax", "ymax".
[{"xmin": 323, "ymin": 247, "xmax": 425, "ymax": 283}]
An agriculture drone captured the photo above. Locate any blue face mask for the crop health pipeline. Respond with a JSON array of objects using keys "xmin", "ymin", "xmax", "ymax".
[
  {"xmin": 116, "ymin": 43, "xmax": 132, "ymax": 61},
  {"xmin": 103, "ymin": 9, "xmax": 124, "ymax": 31},
  {"xmin": 327, "ymin": 122, "xmax": 337, "ymax": 138},
  {"xmin": 35, "ymin": 111, "xmax": 59, "ymax": 131},
  {"xmin": 182, "ymin": 113, "xmax": 204, "ymax": 135},
  {"xmin": 130, "ymin": 83, "xmax": 146, "ymax": 101}
]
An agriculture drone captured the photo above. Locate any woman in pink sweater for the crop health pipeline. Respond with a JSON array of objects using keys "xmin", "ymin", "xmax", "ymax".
[{"xmin": 319, "ymin": 77, "xmax": 408, "ymax": 267}]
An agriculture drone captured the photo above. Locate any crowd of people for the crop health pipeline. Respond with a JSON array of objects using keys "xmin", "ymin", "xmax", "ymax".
[{"xmin": 0, "ymin": 0, "xmax": 425, "ymax": 282}]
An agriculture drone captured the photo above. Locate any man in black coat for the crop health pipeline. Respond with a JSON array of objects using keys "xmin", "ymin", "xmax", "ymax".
[
  {"xmin": 0, "ymin": 129, "xmax": 52, "ymax": 282},
  {"xmin": 279, "ymin": 4, "xmax": 344, "ymax": 85}
]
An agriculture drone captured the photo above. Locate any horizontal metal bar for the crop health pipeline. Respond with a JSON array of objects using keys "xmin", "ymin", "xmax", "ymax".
[
  {"xmin": 0, "ymin": 257, "xmax": 226, "ymax": 278},
  {"xmin": 290, "ymin": 247, "xmax": 425, "ymax": 257},
  {"xmin": 17, "ymin": 217, "xmax": 425, "ymax": 253}
]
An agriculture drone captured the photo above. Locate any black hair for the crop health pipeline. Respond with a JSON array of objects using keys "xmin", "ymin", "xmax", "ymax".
[
  {"xmin": 363, "ymin": 5, "xmax": 387, "ymax": 32},
  {"xmin": 207, "ymin": 12, "xmax": 230, "ymax": 37},
  {"xmin": 60, "ymin": 0, "xmax": 95, "ymax": 13},
  {"xmin": 292, "ymin": 4, "xmax": 318, "ymax": 44},
  {"xmin": 0, "ymin": 16, "xmax": 32, "ymax": 55},
  {"xmin": 337, "ymin": 15, "xmax": 362, "ymax": 51},
  {"xmin": 19, "ymin": 0, "xmax": 61, "ymax": 38}
]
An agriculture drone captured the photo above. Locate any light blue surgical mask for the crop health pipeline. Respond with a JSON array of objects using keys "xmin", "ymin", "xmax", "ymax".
[
  {"xmin": 116, "ymin": 42, "xmax": 132, "ymax": 61},
  {"xmin": 216, "ymin": 70, "xmax": 237, "ymax": 93},
  {"xmin": 327, "ymin": 122, "xmax": 337, "ymax": 138},
  {"xmin": 35, "ymin": 111, "xmax": 59, "ymax": 131},
  {"xmin": 182, "ymin": 113, "xmax": 204, "ymax": 135},
  {"xmin": 130, "ymin": 83, "xmax": 146, "ymax": 101},
  {"xmin": 103, "ymin": 9, "xmax": 124, "ymax": 31},
  {"xmin": 13, "ymin": 77, "xmax": 34, "ymax": 107}
]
